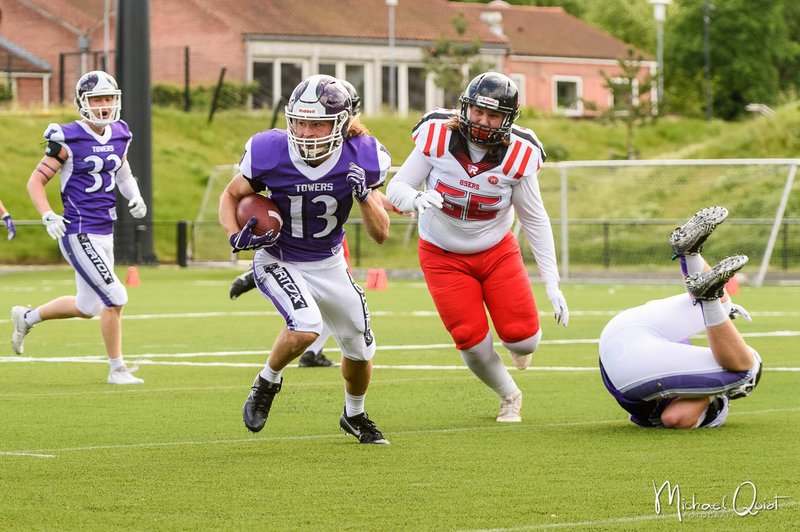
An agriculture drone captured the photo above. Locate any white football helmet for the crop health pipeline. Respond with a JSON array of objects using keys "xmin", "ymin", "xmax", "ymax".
[
  {"xmin": 75, "ymin": 70, "xmax": 121, "ymax": 127},
  {"xmin": 285, "ymin": 75, "xmax": 351, "ymax": 162}
]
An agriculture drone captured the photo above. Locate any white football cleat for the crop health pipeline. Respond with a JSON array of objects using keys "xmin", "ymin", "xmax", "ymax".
[
  {"xmin": 108, "ymin": 366, "xmax": 144, "ymax": 385},
  {"xmin": 510, "ymin": 353, "xmax": 532, "ymax": 370},
  {"xmin": 496, "ymin": 390, "xmax": 522, "ymax": 422},
  {"xmin": 11, "ymin": 305, "xmax": 33, "ymax": 355}
]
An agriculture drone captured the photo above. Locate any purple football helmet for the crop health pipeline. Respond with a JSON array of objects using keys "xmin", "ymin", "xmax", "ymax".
[
  {"xmin": 285, "ymin": 75, "xmax": 352, "ymax": 162},
  {"xmin": 339, "ymin": 79, "xmax": 361, "ymax": 116},
  {"xmin": 75, "ymin": 70, "xmax": 121, "ymax": 127}
]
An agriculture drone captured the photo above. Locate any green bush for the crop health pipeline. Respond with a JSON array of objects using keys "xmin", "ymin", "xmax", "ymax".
[
  {"xmin": 152, "ymin": 81, "xmax": 260, "ymax": 110},
  {"xmin": 0, "ymin": 83, "xmax": 12, "ymax": 104}
]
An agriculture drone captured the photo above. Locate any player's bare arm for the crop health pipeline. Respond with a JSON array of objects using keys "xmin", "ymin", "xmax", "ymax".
[
  {"xmin": 27, "ymin": 151, "xmax": 65, "ymax": 215},
  {"xmin": 358, "ymin": 189, "xmax": 390, "ymax": 244},
  {"xmin": 219, "ymin": 172, "xmax": 255, "ymax": 236}
]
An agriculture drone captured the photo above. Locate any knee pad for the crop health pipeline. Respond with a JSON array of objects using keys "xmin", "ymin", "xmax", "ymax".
[
  {"xmin": 338, "ymin": 332, "xmax": 376, "ymax": 362},
  {"xmin": 452, "ymin": 323, "xmax": 489, "ymax": 352},
  {"xmin": 502, "ymin": 329, "xmax": 542, "ymax": 356}
]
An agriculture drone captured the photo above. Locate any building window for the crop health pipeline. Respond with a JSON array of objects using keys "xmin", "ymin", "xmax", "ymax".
[
  {"xmin": 408, "ymin": 67, "xmax": 426, "ymax": 112},
  {"xmin": 609, "ymin": 77, "xmax": 639, "ymax": 115},
  {"xmin": 381, "ymin": 65, "xmax": 398, "ymax": 109},
  {"xmin": 318, "ymin": 63, "xmax": 336, "ymax": 77},
  {"xmin": 553, "ymin": 76, "xmax": 583, "ymax": 116},
  {"xmin": 252, "ymin": 61, "xmax": 274, "ymax": 109},
  {"xmin": 280, "ymin": 62, "xmax": 303, "ymax": 105},
  {"xmin": 345, "ymin": 64, "xmax": 365, "ymax": 111}
]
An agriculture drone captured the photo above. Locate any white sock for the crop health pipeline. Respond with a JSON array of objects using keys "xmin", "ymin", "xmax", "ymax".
[
  {"xmin": 259, "ymin": 363, "xmax": 283, "ymax": 384},
  {"xmin": 108, "ymin": 357, "xmax": 125, "ymax": 370},
  {"xmin": 345, "ymin": 392, "xmax": 366, "ymax": 417},
  {"xmin": 700, "ymin": 299, "xmax": 728, "ymax": 327},
  {"xmin": 684, "ymin": 254, "xmax": 705, "ymax": 275},
  {"xmin": 25, "ymin": 308, "xmax": 43, "ymax": 326}
]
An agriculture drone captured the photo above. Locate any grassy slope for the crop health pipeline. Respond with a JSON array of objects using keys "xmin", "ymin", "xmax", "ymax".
[{"xmin": 0, "ymin": 102, "xmax": 798, "ymax": 262}]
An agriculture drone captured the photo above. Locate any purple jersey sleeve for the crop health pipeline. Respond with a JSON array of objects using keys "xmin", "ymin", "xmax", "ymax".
[{"xmin": 46, "ymin": 120, "xmax": 132, "ymax": 235}]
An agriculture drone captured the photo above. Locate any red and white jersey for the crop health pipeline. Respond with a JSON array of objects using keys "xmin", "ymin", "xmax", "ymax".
[{"xmin": 387, "ymin": 108, "xmax": 560, "ymax": 284}]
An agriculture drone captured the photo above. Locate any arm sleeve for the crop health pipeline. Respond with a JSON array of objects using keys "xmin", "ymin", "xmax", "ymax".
[
  {"xmin": 386, "ymin": 149, "xmax": 434, "ymax": 213},
  {"xmin": 116, "ymin": 160, "xmax": 142, "ymax": 200},
  {"xmin": 511, "ymin": 174, "xmax": 560, "ymax": 286}
]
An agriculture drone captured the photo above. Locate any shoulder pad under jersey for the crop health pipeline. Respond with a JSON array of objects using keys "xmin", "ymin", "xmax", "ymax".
[
  {"xmin": 247, "ymin": 129, "xmax": 286, "ymax": 174},
  {"xmin": 500, "ymin": 128, "xmax": 546, "ymax": 179},
  {"xmin": 412, "ymin": 109, "xmax": 456, "ymax": 159},
  {"xmin": 43, "ymin": 123, "xmax": 65, "ymax": 143}
]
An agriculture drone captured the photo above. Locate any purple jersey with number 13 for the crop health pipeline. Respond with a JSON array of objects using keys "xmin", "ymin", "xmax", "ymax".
[
  {"xmin": 240, "ymin": 129, "xmax": 388, "ymax": 262},
  {"xmin": 44, "ymin": 120, "xmax": 132, "ymax": 235}
]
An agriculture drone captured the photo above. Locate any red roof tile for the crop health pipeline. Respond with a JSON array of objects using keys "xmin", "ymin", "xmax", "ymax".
[
  {"xmin": 188, "ymin": 0, "xmax": 507, "ymax": 45},
  {"xmin": 455, "ymin": 2, "xmax": 651, "ymax": 61}
]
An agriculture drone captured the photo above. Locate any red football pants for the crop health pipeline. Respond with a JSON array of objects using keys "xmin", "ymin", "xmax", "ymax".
[{"xmin": 418, "ymin": 232, "xmax": 540, "ymax": 350}]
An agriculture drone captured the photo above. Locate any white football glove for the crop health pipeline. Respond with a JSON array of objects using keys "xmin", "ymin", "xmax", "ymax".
[
  {"xmin": 413, "ymin": 190, "xmax": 443, "ymax": 214},
  {"xmin": 128, "ymin": 195, "xmax": 147, "ymax": 218},
  {"xmin": 42, "ymin": 210, "xmax": 69, "ymax": 240},
  {"xmin": 729, "ymin": 302, "xmax": 752, "ymax": 322},
  {"xmin": 545, "ymin": 282, "xmax": 569, "ymax": 327}
]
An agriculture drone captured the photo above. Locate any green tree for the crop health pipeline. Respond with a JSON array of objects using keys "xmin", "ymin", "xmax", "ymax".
[
  {"xmin": 666, "ymin": 0, "xmax": 795, "ymax": 120},
  {"xmin": 423, "ymin": 13, "xmax": 491, "ymax": 103},
  {"xmin": 596, "ymin": 49, "xmax": 655, "ymax": 159}
]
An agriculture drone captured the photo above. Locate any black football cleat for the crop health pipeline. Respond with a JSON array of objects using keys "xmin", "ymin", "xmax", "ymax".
[
  {"xmin": 298, "ymin": 350, "xmax": 335, "ymax": 367},
  {"xmin": 339, "ymin": 408, "xmax": 389, "ymax": 444},
  {"xmin": 230, "ymin": 270, "xmax": 257, "ymax": 300},
  {"xmin": 242, "ymin": 375, "xmax": 282, "ymax": 433},
  {"xmin": 685, "ymin": 255, "xmax": 748, "ymax": 301},
  {"xmin": 669, "ymin": 206, "xmax": 728, "ymax": 259}
]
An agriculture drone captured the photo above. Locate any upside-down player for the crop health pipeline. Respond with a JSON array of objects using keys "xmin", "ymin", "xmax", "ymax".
[{"xmin": 599, "ymin": 206, "xmax": 762, "ymax": 428}]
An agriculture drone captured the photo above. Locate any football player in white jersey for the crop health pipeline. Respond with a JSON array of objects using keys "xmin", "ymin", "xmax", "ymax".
[
  {"xmin": 599, "ymin": 206, "xmax": 762, "ymax": 428},
  {"xmin": 387, "ymin": 72, "xmax": 569, "ymax": 423}
]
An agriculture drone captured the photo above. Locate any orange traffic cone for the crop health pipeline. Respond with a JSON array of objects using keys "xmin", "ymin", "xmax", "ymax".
[
  {"xmin": 725, "ymin": 273, "xmax": 740, "ymax": 295},
  {"xmin": 365, "ymin": 268, "xmax": 388, "ymax": 290},
  {"xmin": 125, "ymin": 266, "xmax": 140, "ymax": 287}
]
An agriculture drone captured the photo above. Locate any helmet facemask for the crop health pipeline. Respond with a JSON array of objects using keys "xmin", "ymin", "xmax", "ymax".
[
  {"xmin": 75, "ymin": 71, "xmax": 122, "ymax": 127},
  {"xmin": 458, "ymin": 72, "xmax": 520, "ymax": 146},
  {"xmin": 285, "ymin": 75, "xmax": 351, "ymax": 162}
]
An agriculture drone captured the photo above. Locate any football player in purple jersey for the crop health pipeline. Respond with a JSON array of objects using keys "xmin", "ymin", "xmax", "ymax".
[
  {"xmin": 220, "ymin": 75, "xmax": 391, "ymax": 444},
  {"xmin": 10, "ymin": 71, "xmax": 147, "ymax": 385},
  {"xmin": 227, "ymin": 78, "xmax": 369, "ymax": 368},
  {"xmin": 0, "ymin": 199, "xmax": 15, "ymax": 240},
  {"xmin": 600, "ymin": 207, "xmax": 762, "ymax": 429}
]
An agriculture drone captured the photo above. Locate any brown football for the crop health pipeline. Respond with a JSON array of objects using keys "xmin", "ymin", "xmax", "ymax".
[{"xmin": 236, "ymin": 194, "xmax": 283, "ymax": 236}]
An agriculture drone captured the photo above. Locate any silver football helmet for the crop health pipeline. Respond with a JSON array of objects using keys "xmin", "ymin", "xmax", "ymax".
[
  {"xmin": 727, "ymin": 349, "xmax": 763, "ymax": 400},
  {"xmin": 285, "ymin": 75, "xmax": 351, "ymax": 162},
  {"xmin": 75, "ymin": 70, "xmax": 121, "ymax": 127}
]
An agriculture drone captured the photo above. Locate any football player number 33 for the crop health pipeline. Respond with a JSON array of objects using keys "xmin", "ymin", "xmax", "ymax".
[
  {"xmin": 436, "ymin": 181, "xmax": 500, "ymax": 221},
  {"xmin": 83, "ymin": 154, "xmax": 122, "ymax": 193}
]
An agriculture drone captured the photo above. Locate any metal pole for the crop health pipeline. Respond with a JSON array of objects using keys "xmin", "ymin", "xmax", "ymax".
[
  {"xmin": 703, "ymin": 1, "xmax": 714, "ymax": 121},
  {"xmin": 656, "ymin": 19, "xmax": 664, "ymax": 106},
  {"xmin": 387, "ymin": 0, "xmax": 397, "ymax": 113}
]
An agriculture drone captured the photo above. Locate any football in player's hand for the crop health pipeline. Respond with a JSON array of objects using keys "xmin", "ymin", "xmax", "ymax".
[{"xmin": 236, "ymin": 194, "xmax": 283, "ymax": 236}]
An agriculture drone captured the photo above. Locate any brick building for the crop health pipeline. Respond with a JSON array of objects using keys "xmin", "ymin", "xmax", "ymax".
[{"xmin": 0, "ymin": 0, "xmax": 653, "ymax": 117}]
